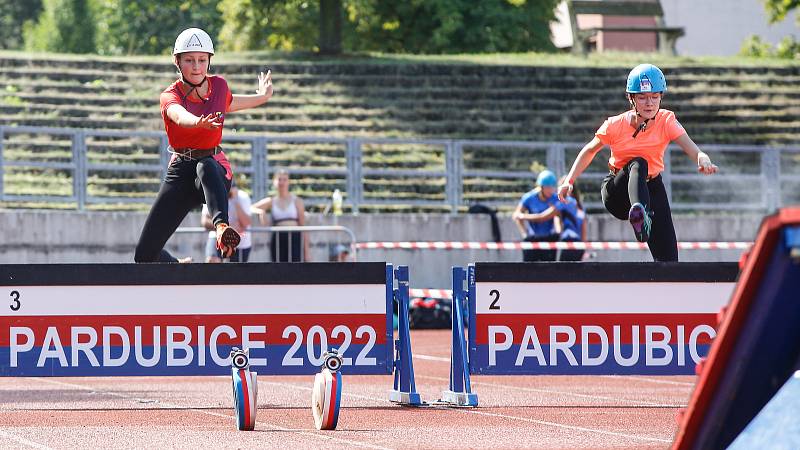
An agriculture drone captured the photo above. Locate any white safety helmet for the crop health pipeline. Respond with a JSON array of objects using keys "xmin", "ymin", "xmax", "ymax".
[{"xmin": 173, "ymin": 28, "xmax": 215, "ymax": 55}]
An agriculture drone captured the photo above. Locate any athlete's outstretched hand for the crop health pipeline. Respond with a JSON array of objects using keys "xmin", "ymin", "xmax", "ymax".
[
  {"xmin": 257, "ymin": 69, "xmax": 273, "ymax": 101},
  {"xmin": 698, "ymin": 153, "xmax": 718, "ymax": 175},
  {"xmin": 557, "ymin": 181, "xmax": 573, "ymax": 202},
  {"xmin": 195, "ymin": 113, "xmax": 222, "ymax": 129}
]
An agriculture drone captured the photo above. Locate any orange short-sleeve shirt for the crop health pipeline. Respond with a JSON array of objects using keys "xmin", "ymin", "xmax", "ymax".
[{"xmin": 595, "ymin": 109, "xmax": 686, "ymax": 178}]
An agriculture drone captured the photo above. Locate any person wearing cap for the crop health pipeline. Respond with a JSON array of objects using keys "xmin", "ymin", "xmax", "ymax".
[
  {"xmin": 134, "ymin": 28, "xmax": 273, "ymax": 263},
  {"xmin": 558, "ymin": 64, "xmax": 718, "ymax": 262},
  {"xmin": 513, "ymin": 169, "xmax": 561, "ymax": 262},
  {"xmin": 329, "ymin": 244, "xmax": 351, "ymax": 262}
]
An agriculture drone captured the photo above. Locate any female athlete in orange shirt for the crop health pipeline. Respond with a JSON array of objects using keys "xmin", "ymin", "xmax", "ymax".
[{"xmin": 558, "ymin": 64, "xmax": 718, "ymax": 261}]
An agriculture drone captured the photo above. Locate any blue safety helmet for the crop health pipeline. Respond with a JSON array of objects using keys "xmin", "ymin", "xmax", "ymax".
[
  {"xmin": 536, "ymin": 170, "xmax": 557, "ymax": 188},
  {"xmin": 626, "ymin": 64, "xmax": 667, "ymax": 94}
]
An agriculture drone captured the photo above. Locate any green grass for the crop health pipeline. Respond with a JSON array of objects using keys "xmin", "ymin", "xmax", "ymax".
[{"xmin": 3, "ymin": 48, "xmax": 799, "ymax": 69}]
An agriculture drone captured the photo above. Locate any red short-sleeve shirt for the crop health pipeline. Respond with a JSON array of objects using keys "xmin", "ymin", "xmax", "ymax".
[{"xmin": 160, "ymin": 75, "xmax": 233, "ymax": 150}]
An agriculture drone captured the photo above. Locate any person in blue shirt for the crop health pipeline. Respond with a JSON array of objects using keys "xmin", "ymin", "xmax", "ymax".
[
  {"xmin": 555, "ymin": 176, "xmax": 587, "ymax": 261},
  {"xmin": 513, "ymin": 169, "xmax": 560, "ymax": 261}
]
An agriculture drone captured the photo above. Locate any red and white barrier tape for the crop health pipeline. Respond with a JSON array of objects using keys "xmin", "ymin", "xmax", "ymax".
[
  {"xmin": 409, "ymin": 288, "xmax": 453, "ymax": 300},
  {"xmin": 356, "ymin": 241, "xmax": 752, "ymax": 251}
]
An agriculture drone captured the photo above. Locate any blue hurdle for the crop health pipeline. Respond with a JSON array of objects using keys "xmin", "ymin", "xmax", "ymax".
[
  {"xmin": 389, "ymin": 265, "xmax": 421, "ymax": 405},
  {"xmin": 442, "ymin": 262, "xmax": 740, "ymax": 407},
  {"xmin": 441, "ymin": 266, "xmax": 478, "ymax": 406}
]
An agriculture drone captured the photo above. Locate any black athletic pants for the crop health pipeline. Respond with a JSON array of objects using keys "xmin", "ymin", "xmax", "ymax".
[
  {"xmin": 600, "ymin": 157, "xmax": 678, "ymax": 262},
  {"xmin": 559, "ymin": 238, "xmax": 585, "ymax": 262},
  {"xmin": 271, "ymin": 230, "xmax": 303, "ymax": 262},
  {"xmin": 522, "ymin": 234, "xmax": 559, "ymax": 262},
  {"xmin": 134, "ymin": 155, "xmax": 231, "ymax": 262}
]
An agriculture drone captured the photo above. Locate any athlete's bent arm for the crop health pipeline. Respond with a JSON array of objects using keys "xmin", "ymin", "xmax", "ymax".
[
  {"xmin": 512, "ymin": 205, "xmax": 529, "ymax": 239},
  {"xmin": 553, "ymin": 215, "xmax": 563, "ymax": 235},
  {"xmin": 558, "ymin": 137, "xmax": 604, "ymax": 201},
  {"xmin": 250, "ymin": 197, "xmax": 273, "ymax": 225},
  {"xmin": 673, "ymin": 133, "xmax": 718, "ymax": 175},
  {"xmin": 229, "ymin": 70, "xmax": 273, "ymax": 112},
  {"xmin": 512, "ymin": 206, "xmax": 559, "ymax": 223},
  {"xmin": 165, "ymin": 104, "xmax": 221, "ymax": 129}
]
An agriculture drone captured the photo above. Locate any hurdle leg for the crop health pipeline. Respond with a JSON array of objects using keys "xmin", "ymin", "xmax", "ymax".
[
  {"xmin": 389, "ymin": 265, "xmax": 422, "ymax": 405},
  {"xmin": 441, "ymin": 266, "xmax": 478, "ymax": 406}
]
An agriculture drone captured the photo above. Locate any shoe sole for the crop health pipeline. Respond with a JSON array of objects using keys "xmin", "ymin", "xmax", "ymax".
[
  {"xmin": 629, "ymin": 205, "xmax": 649, "ymax": 243},
  {"xmin": 218, "ymin": 227, "xmax": 241, "ymax": 257}
]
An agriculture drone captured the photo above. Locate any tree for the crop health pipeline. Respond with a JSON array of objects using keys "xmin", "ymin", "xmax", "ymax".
[
  {"xmin": 220, "ymin": 0, "xmax": 559, "ymax": 54},
  {"xmin": 19, "ymin": 0, "xmax": 559, "ymax": 55},
  {"xmin": 24, "ymin": 0, "xmax": 96, "ymax": 53},
  {"xmin": 763, "ymin": 0, "xmax": 800, "ymax": 24},
  {"xmin": 0, "ymin": 0, "xmax": 43, "ymax": 50},
  {"xmin": 319, "ymin": 0, "xmax": 342, "ymax": 55},
  {"xmin": 93, "ymin": 0, "xmax": 224, "ymax": 55},
  {"xmin": 345, "ymin": 0, "xmax": 559, "ymax": 54},
  {"xmin": 218, "ymin": 0, "xmax": 318, "ymax": 52}
]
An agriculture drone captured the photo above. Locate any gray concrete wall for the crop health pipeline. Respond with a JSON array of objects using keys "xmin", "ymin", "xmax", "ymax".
[
  {"xmin": 661, "ymin": 0, "xmax": 800, "ymax": 56},
  {"xmin": 551, "ymin": 0, "xmax": 799, "ymax": 56},
  {"xmin": 1, "ymin": 209, "xmax": 762, "ymax": 287}
]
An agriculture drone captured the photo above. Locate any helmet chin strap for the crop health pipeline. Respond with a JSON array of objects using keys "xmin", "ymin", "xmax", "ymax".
[
  {"xmin": 632, "ymin": 115, "xmax": 650, "ymax": 139},
  {"xmin": 181, "ymin": 75, "xmax": 208, "ymax": 104},
  {"xmin": 628, "ymin": 94, "xmax": 657, "ymax": 139}
]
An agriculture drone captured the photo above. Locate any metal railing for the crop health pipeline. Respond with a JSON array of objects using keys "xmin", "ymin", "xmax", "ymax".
[
  {"xmin": 1, "ymin": 125, "xmax": 798, "ymax": 213},
  {"xmin": 174, "ymin": 225, "xmax": 357, "ymax": 262}
]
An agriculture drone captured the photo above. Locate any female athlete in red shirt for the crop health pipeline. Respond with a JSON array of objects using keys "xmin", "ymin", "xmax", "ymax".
[
  {"xmin": 558, "ymin": 64, "xmax": 718, "ymax": 261},
  {"xmin": 134, "ymin": 28, "xmax": 273, "ymax": 262}
]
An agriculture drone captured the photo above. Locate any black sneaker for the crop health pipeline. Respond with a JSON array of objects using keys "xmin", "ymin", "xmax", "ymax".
[{"xmin": 629, "ymin": 203, "xmax": 652, "ymax": 243}]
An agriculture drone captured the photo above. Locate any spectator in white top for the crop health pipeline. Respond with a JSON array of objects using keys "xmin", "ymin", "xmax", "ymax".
[
  {"xmin": 202, "ymin": 179, "xmax": 252, "ymax": 262},
  {"xmin": 251, "ymin": 169, "xmax": 310, "ymax": 262}
]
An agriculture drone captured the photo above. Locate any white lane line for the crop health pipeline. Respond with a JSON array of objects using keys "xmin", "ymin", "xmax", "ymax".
[
  {"xmin": 187, "ymin": 408, "xmax": 392, "ymax": 450},
  {"xmin": 262, "ymin": 380, "xmax": 673, "ymax": 444},
  {"xmin": 455, "ymin": 409, "xmax": 672, "ymax": 444},
  {"xmin": 416, "ymin": 375, "xmax": 685, "ymax": 407},
  {"xmin": 600, "ymin": 375, "xmax": 696, "ymax": 386},
  {"xmin": 31, "ymin": 378, "xmax": 392, "ymax": 450},
  {"xmin": 0, "ymin": 429, "xmax": 53, "ymax": 450},
  {"xmin": 415, "ymin": 354, "xmax": 697, "ymax": 388},
  {"xmin": 259, "ymin": 381, "xmax": 385, "ymax": 403},
  {"xmin": 33, "ymin": 377, "xmax": 159, "ymax": 403},
  {"xmin": 30, "ymin": 376, "xmax": 676, "ymax": 446},
  {"xmin": 414, "ymin": 354, "xmax": 451, "ymax": 362}
]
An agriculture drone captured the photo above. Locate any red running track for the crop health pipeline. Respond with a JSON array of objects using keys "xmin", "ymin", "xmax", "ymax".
[{"xmin": 0, "ymin": 330, "xmax": 692, "ymax": 449}]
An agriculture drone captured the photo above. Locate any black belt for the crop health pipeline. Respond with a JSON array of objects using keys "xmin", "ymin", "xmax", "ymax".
[
  {"xmin": 608, "ymin": 165, "xmax": 657, "ymax": 182},
  {"xmin": 171, "ymin": 146, "xmax": 220, "ymax": 160}
]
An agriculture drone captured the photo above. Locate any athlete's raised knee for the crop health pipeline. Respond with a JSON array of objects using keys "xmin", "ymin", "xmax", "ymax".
[{"xmin": 627, "ymin": 157, "xmax": 648, "ymax": 172}]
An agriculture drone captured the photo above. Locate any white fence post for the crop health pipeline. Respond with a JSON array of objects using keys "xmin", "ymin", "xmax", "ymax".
[
  {"xmin": 0, "ymin": 127, "xmax": 4, "ymax": 202},
  {"xmin": 761, "ymin": 148, "xmax": 781, "ymax": 213},
  {"xmin": 72, "ymin": 130, "xmax": 87, "ymax": 211}
]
